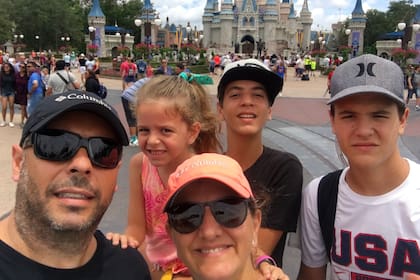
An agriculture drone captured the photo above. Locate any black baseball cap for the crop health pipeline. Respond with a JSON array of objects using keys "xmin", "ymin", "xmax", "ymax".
[
  {"xmin": 20, "ymin": 90, "xmax": 129, "ymax": 146},
  {"xmin": 217, "ymin": 58, "xmax": 283, "ymax": 106}
]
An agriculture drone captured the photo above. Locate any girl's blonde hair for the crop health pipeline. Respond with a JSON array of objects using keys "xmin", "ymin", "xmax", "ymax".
[{"xmin": 137, "ymin": 75, "xmax": 222, "ymax": 153}]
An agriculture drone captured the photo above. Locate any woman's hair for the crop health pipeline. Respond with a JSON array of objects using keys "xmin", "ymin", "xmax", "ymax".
[
  {"xmin": 1, "ymin": 62, "xmax": 15, "ymax": 75},
  {"xmin": 86, "ymin": 69, "xmax": 98, "ymax": 80},
  {"xmin": 137, "ymin": 75, "xmax": 222, "ymax": 153}
]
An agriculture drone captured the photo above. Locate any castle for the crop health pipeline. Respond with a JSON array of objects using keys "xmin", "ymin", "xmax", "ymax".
[{"xmin": 202, "ymin": 0, "xmax": 313, "ymax": 57}]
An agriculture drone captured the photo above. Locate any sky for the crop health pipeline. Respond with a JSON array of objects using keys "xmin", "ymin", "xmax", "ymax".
[{"xmin": 153, "ymin": 0, "xmax": 400, "ymax": 31}]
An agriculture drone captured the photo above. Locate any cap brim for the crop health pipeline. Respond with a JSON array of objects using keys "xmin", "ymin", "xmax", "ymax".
[
  {"xmin": 22, "ymin": 103, "xmax": 129, "ymax": 146},
  {"xmin": 218, "ymin": 67, "xmax": 283, "ymax": 105},
  {"xmin": 327, "ymin": 85, "xmax": 406, "ymax": 106},
  {"xmin": 164, "ymin": 176, "xmax": 252, "ymax": 212}
]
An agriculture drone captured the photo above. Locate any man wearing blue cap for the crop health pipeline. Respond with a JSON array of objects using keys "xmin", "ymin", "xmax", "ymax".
[
  {"xmin": 298, "ymin": 54, "xmax": 420, "ymax": 279},
  {"xmin": 0, "ymin": 91, "xmax": 150, "ymax": 279}
]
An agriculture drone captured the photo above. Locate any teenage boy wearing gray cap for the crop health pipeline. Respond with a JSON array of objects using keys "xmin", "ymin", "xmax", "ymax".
[
  {"xmin": 217, "ymin": 58, "xmax": 303, "ymax": 267},
  {"xmin": 298, "ymin": 54, "xmax": 420, "ymax": 279},
  {"xmin": 0, "ymin": 91, "xmax": 151, "ymax": 279}
]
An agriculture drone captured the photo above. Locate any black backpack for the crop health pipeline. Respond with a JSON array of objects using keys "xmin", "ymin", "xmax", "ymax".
[{"xmin": 317, "ymin": 169, "xmax": 343, "ymax": 261}]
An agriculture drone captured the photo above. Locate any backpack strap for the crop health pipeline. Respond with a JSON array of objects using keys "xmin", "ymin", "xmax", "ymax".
[
  {"xmin": 56, "ymin": 72, "xmax": 69, "ymax": 84},
  {"xmin": 317, "ymin": 169, "xmax": 343, "ymax": 262}
]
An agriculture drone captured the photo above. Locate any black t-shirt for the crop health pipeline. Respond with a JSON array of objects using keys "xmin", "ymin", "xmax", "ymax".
[
  {"xmin": 85, "ymin": 76, "xmax": 100, "ymax": 95},
  {"xmin": 244, "ymin": 146, "xmax": 303, "ymax": 267},
  {"xmin": 0, "ymin": 230, "xmax": 151, "ymax": 280},
  {"xmin": 79, "ymin": 58, "xmax": 87, "ymax": 67}
]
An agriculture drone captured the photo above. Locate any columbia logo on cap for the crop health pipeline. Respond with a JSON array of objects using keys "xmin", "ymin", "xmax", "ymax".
[{"xmin": 55, "ymin": 92, "xmax": 112, "ymax": 110}]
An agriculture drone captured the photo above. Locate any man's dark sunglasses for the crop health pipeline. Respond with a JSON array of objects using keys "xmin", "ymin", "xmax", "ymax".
[
  {"xmin": 167, "ymin": 197, "xmax": 249, "ymax": 234},
  {"xmin": 24, "ymin": 129, "xmax": 122, "ymax": 169}
]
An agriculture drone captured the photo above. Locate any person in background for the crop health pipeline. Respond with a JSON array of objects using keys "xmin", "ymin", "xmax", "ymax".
[
  {"xmin": 217, "ymin": 58, "xmax": 303, "ymax": 268},
  {"xmin": 14, "ymin": 62, "xmax": 29, "ymax": 127},
  {"xmin": 85, "ymin": 69, "xmax": 100, "ymax": 95},
  {"xmin": 78, "ymin": 53, "xmax": 87, "ymax": 86},
  {"xmin": 93, "ymin": 55, "xmax": 101, "ymax": 77},
  {"xmin": 0, "ymin": 62, "xmax": 16, "ymax": 127},
  {"xmin": 120, "ymin": 77, "xmax": 150, "ymax": 147},
  {"xmin": 156, "ymin": 59, "xmax": 172, "ymax": 75},
  {"xmin": 164, "ymin": 153, "xmax": 289, "ymax": 280},
  {"xmin": 46, "ymin": 60, "xmax": 80, "ymax": 95},
  {"xmin": 298, "ymin": 54, "xmax": 420, "ymax": 280},
  {"xmin": 0, "ymin": 90, "xmax": 151, "ymax": 279},
  {"xmin": 407, "ymin": 65, "xmax": 420, "ymax": 111},
  {"xmin": 26, "ymin": 61, "xmax": 44, "ymax": 116},
  {"xmin": 323, "ymin": 64, "xmax": 336, "ymax": 97}
]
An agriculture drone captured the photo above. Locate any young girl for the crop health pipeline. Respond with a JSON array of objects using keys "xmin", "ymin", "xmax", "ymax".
[{"xmin": 108, "ymin": 75, "xmax": 221, "ymax": 279}]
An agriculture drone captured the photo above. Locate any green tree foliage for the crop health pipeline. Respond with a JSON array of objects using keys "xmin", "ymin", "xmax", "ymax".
[
  {"xmin": 365, "ymin": 9, "xmax": 390, "ymax": 54},
  {"xmin": 0, "ymin": 0, "xmax": 142, "ymax": 53},
  {"xmin": 364, "ymin": 0, "xmax": 416, "ymax": 54},
  {"xmin": 0, "ymin": 0, "xmax": 15, "ymax": 44}
]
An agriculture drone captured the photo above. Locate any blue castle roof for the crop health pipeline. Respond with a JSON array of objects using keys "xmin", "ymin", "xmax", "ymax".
[{"xmin": 88, "ymin": 0, "xmax": 105, "ymax": 17}]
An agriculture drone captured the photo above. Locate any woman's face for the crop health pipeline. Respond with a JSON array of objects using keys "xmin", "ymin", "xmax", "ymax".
[
  {"xmin": 168, "ymin": 179, "xmax": 261, "ymax": 280},
  {"xmin": 3, "ymin": 63, "xmax": 11, "ymax": 72}
]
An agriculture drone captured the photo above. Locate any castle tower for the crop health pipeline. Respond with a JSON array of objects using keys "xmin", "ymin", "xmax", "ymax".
[
  {"xmin": 87, "ymin": 0, "xmax": 106, "ymax": 57},
  {"xmin": 300, "ymin": 0, "xmax": 313, "ymax": 51},
  {"xmin": 279, "ymin": 0, "xmax": 291, "ymax": 26},
  {"xmin": 286, "ymin": 1, "xmax": 299, "ymax": 51},
  {"xmin": 140, "ymin": 0, "xmax": 160, "ymax": 46},
  {"xmin": 263, "ymin": 0, "xmax": 279, "ymax": 53},
  {"xmin": 202, "ymin": 0, "xmax": 216, "ymax": 48},
  {"xmin": 220, "ymin": 0, "xmax": 234, "ymax": 49},
  {"xmin": 349, "ymin": 0, "xmax": 366, "ymax": 56}
]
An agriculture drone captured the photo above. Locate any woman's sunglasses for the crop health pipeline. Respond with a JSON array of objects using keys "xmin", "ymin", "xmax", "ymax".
[
  {"xmin": 23, "ymin": 129, "xmax": 122, "ymax": 169},
  {"xmin": 167, "ymin": 197, "xmax": 249, "ymax": 234}
]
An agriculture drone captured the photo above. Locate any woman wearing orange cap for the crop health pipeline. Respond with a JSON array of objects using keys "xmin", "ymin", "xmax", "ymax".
[{"xmin": 164, "ymin": 153, "xmax": 289, "ymax": 280}]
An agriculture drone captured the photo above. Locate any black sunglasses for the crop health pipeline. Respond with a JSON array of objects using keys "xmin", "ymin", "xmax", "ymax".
[
  {"xmin": 24, "ymin": 129, "xmax": 122, "ymax": 169},
  {"xmin": 167, "ymin": 197, "xmax": 249, "ymax": 234}
]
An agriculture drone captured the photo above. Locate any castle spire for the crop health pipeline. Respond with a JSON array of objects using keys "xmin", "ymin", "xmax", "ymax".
[
  {"xmin": 301, "ymin": 0, "xmax": 310, "ymax": 12},
  {"xmin": 352, "ymin": 0, "xmax": 365, "ymax": 19},
  {"xmin": 88, "ymin": 0, "xmax": 105, "ymax": 17}
]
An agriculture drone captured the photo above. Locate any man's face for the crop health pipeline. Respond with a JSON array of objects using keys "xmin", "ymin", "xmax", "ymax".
[
  {"xmin": 217, "ymin": 80, "xmax": 272, "ymax": 137},
  {"xmin": 330, "ymin": 93, "xmax": 408, "ymax": 169},
  {"xmin": 13, "ymin": 111, "xmax": 122, "ymax": 234}
]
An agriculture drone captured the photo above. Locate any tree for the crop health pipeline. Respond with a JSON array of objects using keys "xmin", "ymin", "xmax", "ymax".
[
  {"xmin": 0, "ymin": 0, "xmax": 14, "ymax": 44},
  {"xmin": 364, "ymin": 0, "xmax": 416, "ymax": 55},
  {"xmin": 0, "ymin": 0, "xmax": 142, "ymax": 54},
  {"xmin": 4, "ymin": 0, "xmax": 84, "ymax": 52}
]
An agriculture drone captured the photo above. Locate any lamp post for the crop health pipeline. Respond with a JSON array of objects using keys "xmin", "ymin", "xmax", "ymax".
[
  {"xmin": 35, "ymin": 35, "xmax": 40, "ymax": 53},
  {"xmin": 88, "ymin": 26, "xmax": 96, "ymax": 44},
  {"xmin": 14, "ymin": 34, "xmax": 24, "ymax": 52},
  {"xmin": 134, "ymin": 8, "xmax": 161, "ymax": 60},
  {"xmin": 176, "ymin": 25, "xmax": 183, "ymax": 60},
  {"xmin": 186, "ymin": 22, "xmax": 192, "ymax": 44}
]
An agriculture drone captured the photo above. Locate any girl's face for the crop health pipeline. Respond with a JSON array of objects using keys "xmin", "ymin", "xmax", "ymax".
[{"xmin": 137, "ymin": 99, "xmax": 200, "ymax": 170}]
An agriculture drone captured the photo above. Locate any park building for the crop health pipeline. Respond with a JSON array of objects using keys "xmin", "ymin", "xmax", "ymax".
[{"xmin": 201, "ymin": 0, "xmax": 313, "ymax": 58}]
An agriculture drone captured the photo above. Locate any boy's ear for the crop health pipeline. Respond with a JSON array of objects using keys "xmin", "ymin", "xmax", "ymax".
[
  {"xmin": 217, "ymin": 102, "xmax": 225, "ymax": 121},
  {"xmin": 12, "ymin": 144, "xmax": 23, "ymax": 182}
]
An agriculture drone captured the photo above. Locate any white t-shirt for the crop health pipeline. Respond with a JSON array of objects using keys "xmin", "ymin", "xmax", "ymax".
[
  {"xmin": 300, "ymin": 159, "xmax": 420, "ymax": 279},
  {"xmin": 86, "ymin": 60, "xmax": 95, "ymax": 71}
]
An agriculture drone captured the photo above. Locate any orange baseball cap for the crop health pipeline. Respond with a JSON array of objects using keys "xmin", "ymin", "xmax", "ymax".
[{"xmin": 164, "ymin": 153, "xmax": 254, "ymax": 211}]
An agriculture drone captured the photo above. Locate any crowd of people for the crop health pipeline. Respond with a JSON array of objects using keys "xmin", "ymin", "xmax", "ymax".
[
  {"xmin": 0, "ymin": 48, "xmax": 419, "ymax": 280},
  {"xmin": 0, "ymin": 51, "xmax": 107, "ymax": 128}
]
